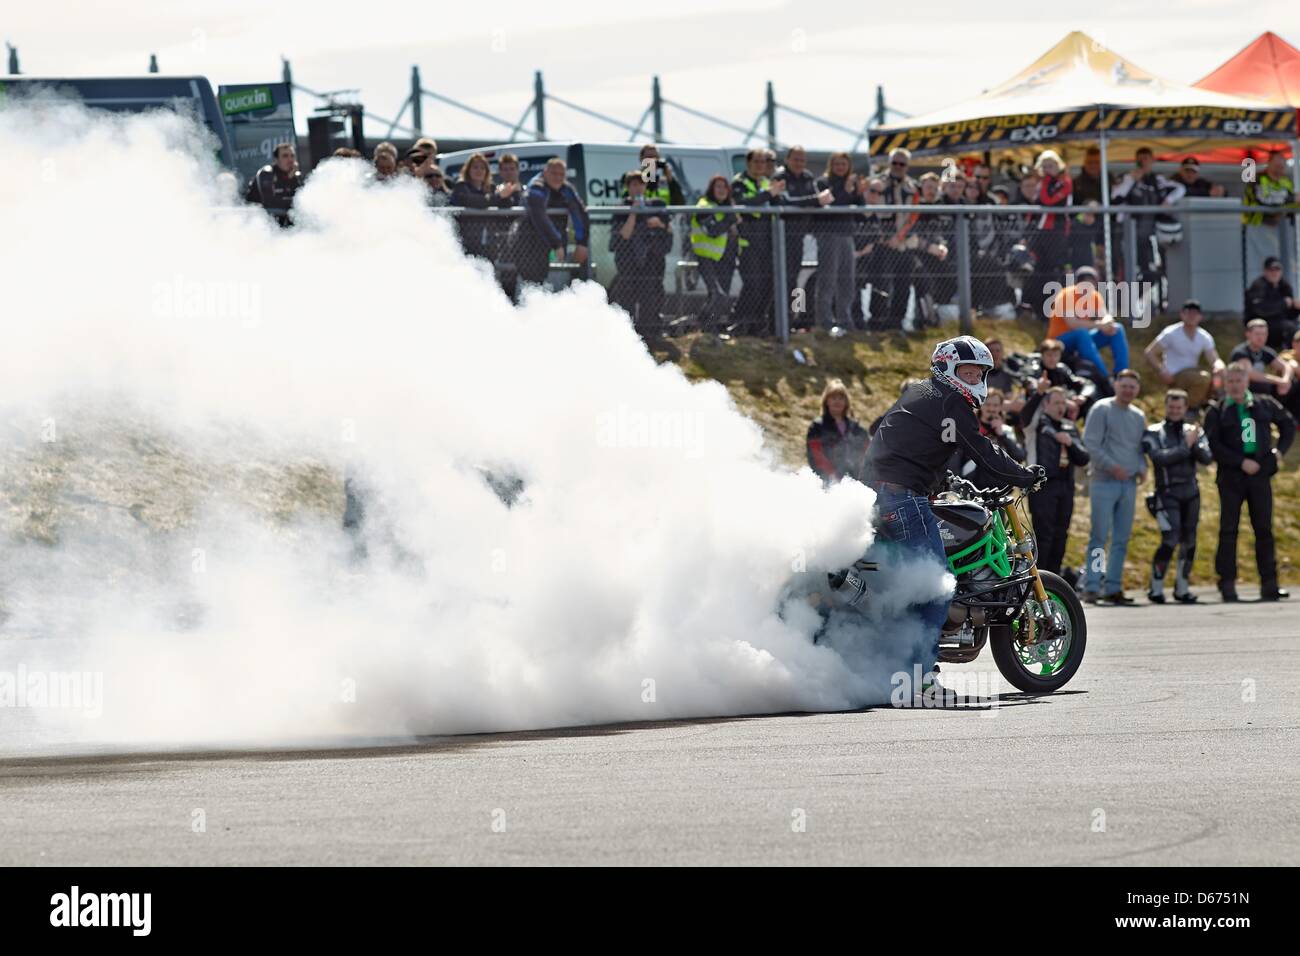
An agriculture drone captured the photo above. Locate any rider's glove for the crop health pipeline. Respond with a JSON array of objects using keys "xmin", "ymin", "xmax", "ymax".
[{"xmin": 1029, "ymin": 464, "xmax": 1047, "ymax": 492}]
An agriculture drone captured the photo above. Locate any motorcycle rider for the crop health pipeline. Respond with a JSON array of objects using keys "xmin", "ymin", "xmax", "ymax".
[
  {"xmin": 1140, "ymin": 389, "xmax": 1213, "ymax": 603},
  {"xmin": 862, "ymin": 336, "xmax": 1044, "ymax": 674}
]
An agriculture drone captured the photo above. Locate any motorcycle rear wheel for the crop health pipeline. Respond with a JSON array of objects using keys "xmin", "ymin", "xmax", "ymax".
[{"xmin": 989, "ymin": 570, "xmax": 1087, "ymax": 693}]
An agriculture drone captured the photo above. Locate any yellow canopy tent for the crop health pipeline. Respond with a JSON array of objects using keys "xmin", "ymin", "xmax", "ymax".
[
  {"xmin": 868, "ymin": 31, "xmax": 1296, "ymax": 166},
  {"xmin": 868, "ymin": 31, "xmax": 1299, "ymax": 283}
]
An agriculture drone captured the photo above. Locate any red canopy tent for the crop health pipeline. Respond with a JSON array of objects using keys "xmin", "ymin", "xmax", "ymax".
[{"xmin": 1170, "ymin": 32, "xmax": 1300, "ymax": 163}]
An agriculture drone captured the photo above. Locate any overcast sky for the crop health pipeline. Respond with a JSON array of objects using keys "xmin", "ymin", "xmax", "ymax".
[{"xmin": 8, "ymin": 1, "xmax": 1296, "ymax": 148}]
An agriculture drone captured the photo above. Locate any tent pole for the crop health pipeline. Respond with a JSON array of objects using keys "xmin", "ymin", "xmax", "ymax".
[
  {"xmin": 1291, "ymin": 137, "xmax": 1300, "ymax": 284},
  {"xmin": 1099, "ymin": 114, "xmax": 1113, "ymax": 284}
]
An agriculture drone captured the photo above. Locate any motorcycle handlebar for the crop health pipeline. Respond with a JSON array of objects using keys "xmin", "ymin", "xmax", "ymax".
[{"xmin": 942, "ymin": 472, "xmax": 1023, "ymax": 505}]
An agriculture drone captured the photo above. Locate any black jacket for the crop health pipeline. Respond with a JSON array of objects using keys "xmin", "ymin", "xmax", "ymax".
[
  {"xmin": 862, "ymin": 377, "xmax": 1038, "ymax": 494},
  {"xmin": 1028, "ymin": 413, "xmax": 1090, "ymax": 484},
  {"xmin": 911, "ymin": 195, "xmax": 953, "ymax": 250},
  {"xmin": 931, "ymin": 194, "xmax": 964, "ymax": 247},
  {"xmin": 243, "ymin": 165, "xmax": 303, "ymax": 219},
  {"xmin": 986, "ymin": 365, "xmax": 1021, "ymax": 397},
  {"xmin": 855, "ymin": 210, "xmax": 892, "ymax": 254},
  {"xmin": 777, "ymin": 166, "xmax": 820, "ymax": 232},
  {"xmin": 1072, "ymin": 170, "xmax": 1105, "ymax": 207},
  {"xmin": 947, "ymin": 421, "xmax": 1026, "ymax": 487},
  {"xmin": 449, "ymin": 180, "xmax": 519, "ymax": 259},
  {"xmin": 806, "ymin": 414, "xmax": 871, "ymax": 484},
  {"xmin": 1204, "ymin": 394, "xmax": 1296, "ymax": 480},
  {"xmin": 1179, "ymin": 175, "xmax": 1218, "ymax": 198},
  {"xmin": 1141, "ymin": 419, "xmax": 1212, "ymax": 494},
  {"xmin": 610, "ymin": 196, "xmax": 673, "ymax": 272},
  {"xmin": 1244, "ymin": 276, "xmax": 1297, "ymax": 325},
  {"xmin": 813, "ymin": 173, "xmax": 857, "ymax": 236}
]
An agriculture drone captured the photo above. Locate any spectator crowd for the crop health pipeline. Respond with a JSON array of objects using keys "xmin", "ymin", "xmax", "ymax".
[
  {"xmin": 807, "ymin": 291, "xmax": 1298, "ymax": 602},
  {"xmin": 242, "ymin": 137, "xmax": 1298, "ymax": 599},
  {"xmin": 243, "ymin": 138, "xmax": 1298, "ymax": 344}
]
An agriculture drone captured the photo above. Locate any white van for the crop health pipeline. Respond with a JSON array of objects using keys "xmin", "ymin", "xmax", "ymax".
[
  {"xmin": 438, "ymin": 141, "xmax": 746, "ymax": 205},
  {"xmin": 438, "ymin": 141, "xmax": 748, "ymax": 298}
]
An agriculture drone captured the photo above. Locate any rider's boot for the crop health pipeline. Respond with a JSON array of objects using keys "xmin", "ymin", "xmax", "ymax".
[
  {"xmin": 1147, "ymin": 560, "xmax": 1167, "ymax": 604},
  {"xmin": 1173, "ymin": 553, "xmax": 1198, "ymax": 604}
]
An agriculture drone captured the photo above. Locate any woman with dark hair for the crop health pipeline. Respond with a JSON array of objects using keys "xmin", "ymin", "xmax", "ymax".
[
  {"xmin": 690, "ymin": 175, "xmax": 740, "ymax": 330},
  {"xmin": 813, "ymin": 152, "xmax": 860, "ymax": 331},
  {"xmin": 806, "ymin": 379, "xmax": 871, "ymax": 484},
  {"xmin": 449, "ymin": 152, "xmax": 520, "ymax": 259}
]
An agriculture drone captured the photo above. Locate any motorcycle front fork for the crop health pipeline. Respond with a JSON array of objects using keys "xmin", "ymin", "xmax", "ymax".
[
  {"xmin": 1002, "ymin": 501, "xmax": 1049, "ymax": 605},
  {"xmin": 1001, "ymin": 502, "xmax": 1068, "ymax": 643}
]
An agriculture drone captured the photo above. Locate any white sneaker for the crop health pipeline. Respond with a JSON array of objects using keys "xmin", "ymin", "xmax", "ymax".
[
  {"xmin": 990, "ymin": 303, "xmax": 1017, "ymax": 320},
  {"xmin": 936, "ymin": 304, "xmax": 959, "ymax": 323}
]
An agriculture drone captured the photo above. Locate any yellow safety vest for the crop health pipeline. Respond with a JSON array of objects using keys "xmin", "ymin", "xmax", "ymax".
[
  {"xmin": 733, "ymin": 173, "xmax": 769, "ymax": 215},
  {"xmin": 1242, "ymin": 173, "xmax": 1296, "ymax": 226},
  {"xmin": 690, "ymin": 198, "xmax": 730, "ymax": 261},
  {"xmin": 731, "ymin": 173, "xmax": 768, "ymax": 249}
]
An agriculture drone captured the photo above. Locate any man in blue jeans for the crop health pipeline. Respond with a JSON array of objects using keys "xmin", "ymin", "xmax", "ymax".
[
  {"xmin": 1046, "ymin": 266, "xmax": 1131, "ymax": 385},
  {"xmin": 860, "ymin": 336, "xmax": 1043, "ymax": 679},
  {"xmin": 1081, "ymin": 369, "xmax": 1148, "ymax": 603}
]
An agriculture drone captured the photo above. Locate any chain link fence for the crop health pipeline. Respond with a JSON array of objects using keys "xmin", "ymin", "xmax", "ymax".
[{"xmin": 439, "ymin": 202, "xmax": 1300, "ymax": 342}]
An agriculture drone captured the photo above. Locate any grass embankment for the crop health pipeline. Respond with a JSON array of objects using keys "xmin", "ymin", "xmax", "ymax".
[{"xmin": 664, "ymin": 317, "xmax": 1298, "ymax": 591}]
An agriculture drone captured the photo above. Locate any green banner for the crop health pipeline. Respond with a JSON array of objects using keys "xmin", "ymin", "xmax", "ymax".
[{"xmin": 221, "ymin": 85, "xmax": 274, "ymax": 116}]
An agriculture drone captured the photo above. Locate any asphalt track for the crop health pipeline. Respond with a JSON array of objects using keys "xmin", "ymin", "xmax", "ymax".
[{"xmin": 1, "ymin": 588, "xmax": 1296, "ymax": 866}]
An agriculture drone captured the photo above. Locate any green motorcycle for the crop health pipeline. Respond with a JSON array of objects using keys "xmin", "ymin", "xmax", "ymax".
[{"xmin": 831, "ymin": 473, "xmax": 1087, "ymax": 693}]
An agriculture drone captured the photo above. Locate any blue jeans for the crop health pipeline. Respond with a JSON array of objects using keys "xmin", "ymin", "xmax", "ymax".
[
  {"xmin": 1058, "ymin": 325, "xmax": 1130, "ymax": 379},
  {"xmin": 870, "ymin": 486, "xmax": 953, "ymax": 667},
  {"xmin": 1085, "ymin": 477, "xmax": 1138, "ymax": 595}
]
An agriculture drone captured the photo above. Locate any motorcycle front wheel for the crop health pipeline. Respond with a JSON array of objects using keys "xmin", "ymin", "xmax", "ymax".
[{"xmin": 989, "ymin": 570, "xmax": 1087, "ymax": 693}]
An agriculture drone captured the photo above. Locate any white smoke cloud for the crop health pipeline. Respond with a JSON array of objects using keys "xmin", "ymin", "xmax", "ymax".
[{"xmin": 0, "ymin": 96, "xmax": 950, "ymax": 752}]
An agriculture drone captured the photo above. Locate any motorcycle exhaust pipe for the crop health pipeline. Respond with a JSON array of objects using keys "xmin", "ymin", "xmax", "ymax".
[
  {"xmin": 941, "ymin": 621, "xmax": 978, "ymax": 646},
  {"xmin": 827, "ymin": 561, "xmax": 877, "ymax": 609}
]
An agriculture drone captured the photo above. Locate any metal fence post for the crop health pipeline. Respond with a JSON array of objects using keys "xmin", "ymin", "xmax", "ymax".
[
  {"xmin": 533, "ymin": 71, "xmax": 546, "ymax": 138},
  {"xmin": 410, "ymin": 66, "xmax": 423, "ymax": 134},
  {"xmin": 955, "ymin": 213, "xmax": 972, "ymax": 334},
  {"xmin": 771, "ymin": 210, "xmax": 790, "ymax": 344},
  {"xmin": 1123, "ymin": 215, "xmax": 1138, "ymax": 289},
  {"xmin": 1280, "ymin": 217, "xmax": 1297, "ymax": 287}
]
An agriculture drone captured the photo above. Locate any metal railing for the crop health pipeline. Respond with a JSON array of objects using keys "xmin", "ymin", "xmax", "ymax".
[{"xmin": 267, "ymin": 198, "xmax": 1300, "ymax": 343}]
